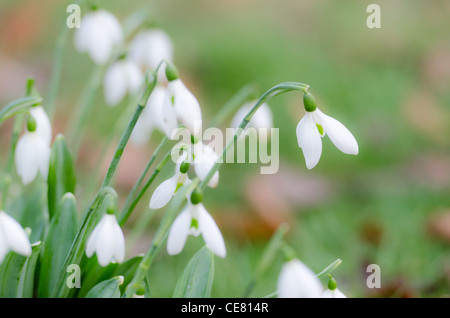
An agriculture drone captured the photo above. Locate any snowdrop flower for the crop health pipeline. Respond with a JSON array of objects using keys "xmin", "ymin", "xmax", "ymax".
[
  {"xmin": 167, "ymin": 201, "xmax": 226, "ymax": 258},
  {"xmin": 75, "ymin": 9, "xmax": 123, "ymax": 64},
  {"xmin": 162, "ymin": 64, "xmax": 202, "ymax": 139},
  {"xmin": 231, "ymin": 101, "xmax": 273, "ymax": 142},
  {"xmin": 103, "ymin": 59, "xmax": 143, "ymax": 106},
  {"xmin": 0, "ymin": 211, "xmax": 32, "ymax": 263},
  {"xmin": 277, "ymin": 259, "xmax": 323, "ymax": 298},
  {"xmin": 129, "ymin": 29, "xmax": 174, "ymax": 81},
  {"xmin": 296, "ymin": 92, "xmax": 358, "ymax": 169},
  {"xmin": 15, "ymin": 116, "xmax": 51, "ymax": 185},
  {"xmin": 192, "ymin": 142, "xmax": 219, "ymax": 188},
  {"xmin": 86, "ymin": 213, "xmax": 125, "ymax": 267},
  {"xmin": 149, "ymin": 151, "xmax": 190, "ymax": 209},
  {"xmin": 131, "ymin": 85, "xmax": 166, "ymax": 146},
  {"xmin": 29, "ymin": 105, "xmax": 52, "ymax": 144}
]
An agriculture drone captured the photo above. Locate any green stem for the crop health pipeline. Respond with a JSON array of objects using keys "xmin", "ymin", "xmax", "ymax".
[
  {"xmin": 198, "ymin": 82, "xmax": 309, "ymax": 192},
  {"xmin": 118, "ymin": 137, "xmax": 170, "ymax": 226},
  {"xmin": 123, "ymin": 179, "xmax": 199, "ymax": 298},
  {"xmin": 207, "ymin": 84, "xmax": 257, "ymax": 128}
]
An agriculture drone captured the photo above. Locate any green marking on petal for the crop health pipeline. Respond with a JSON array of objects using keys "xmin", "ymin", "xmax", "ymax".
[
  {"xmin": 190, "ymin": 218, "xmax": 199, "ymax": 230},
  {"xmin": 316, "ymin": 124, "xmax": 324, "ymax": 136}
]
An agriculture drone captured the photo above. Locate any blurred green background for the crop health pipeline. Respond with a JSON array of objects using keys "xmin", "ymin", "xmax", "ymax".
[{"xmin": 0, "ymin": 0, "xmax": 449, "ymax": 297}]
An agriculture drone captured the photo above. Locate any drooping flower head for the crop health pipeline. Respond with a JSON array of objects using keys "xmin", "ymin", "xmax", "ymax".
[
  {"xmin": 103, "ymin": 58, "xmax": 143, "ymax": 106},
  {"xmin": 86, "ymin": 210, "xmax": 125, "ymax": 267},
  {"xmin": 321, "ymin": 276, "xmax": 347, "ymax": 298},
  {"xmin": 167, "ymin": 198, "xmax": 226, "ymax": 258},
  {"xmin": 296, "ymin": 92, "xmax": 358, "ymax": 169},
  {"xmin": 75, "ymin": 8, "xmax": 123, "ymax": 64},
  {"xmin": 15, "ymin": 114, "xmax": 51, "ymax": 185},
  {"xmin": 277, "ymin": 258, "xmax": 323, "ymax": 298},
  {"xmin": 128, "ymin": 29, "xmax": 174, "ymax": 82},
  {"xmin": 0, "ymin": 210, "xmax": 32, "ymax": 263},
  {"xmin": 162, "ymin": 63, "xmax": 202, "ymax": 139}
]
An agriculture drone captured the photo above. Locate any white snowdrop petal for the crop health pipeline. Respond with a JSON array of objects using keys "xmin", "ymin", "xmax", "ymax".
[
  {"xmin": 146, "ymin": 85, "xmax": 166, "ymax": 133},
  {"xmin": 85, "ymin": 223, "xmax": 101, "ymax": 258},
  {"xmin": 97, "ymin": 10, "xmax": 123, "ymax": 45},
  {"xmin": 197, "ymin": 205, "xmax": 226, "ymax": 258},
  {"xmin": 130, "ymin": 119, "xmax": 153, "ymax": 146},
  {"xmin": 321, "ymin": 288, "xmax": 347, "ymax": 298},
  {"xmin": 15, "ymin": 134, "xmax": 40, "ymax": 185},
  {"xmin": 124, "ymin": 61, "xmax": 144, "ymax": 93},
  {"xmin": 112, "ymin": 222, "xmax": 125, "ymax": 263},
  {"xmin": 36, "ymin": 138, "xmax": 51, "ymax": 181},
  {"xmin": 167, "ymin": 208, "xmax": 191, "ymax": 255},
  {"xmin": 193, "ymin": 143, "xmax": 219, "ymax": 188},
  {"xmin": 277, "ymin": 259, "xmax": 323, "ymax": 298},
  {"xmin": 74, "ymin": 14, "xmax": 94, "ymax": 52},
  {"xmin": 104, "ymin": 62, "xmax": 128, "ymax": 106},
  {"xmin": 171, "ymin": 80, "xmax": 202, "ymax": 137},
  {"xmin": 0, "ymin": 212, "xmax": 31, "ymax": 257},
  {"xmin": 162, "ymin": 87, "xmax": 179, "ymax": 139},
  {"xmin": 95, "ymin": 215, "xmax": 117, "ymax": 266},
  {"xmin": 296, "ymin": 113, "xmax": 322, "ymax": 170},
  {"xmin": 0, "ymin": 229, "xmax": 8, "ymax": 264},
  {"xmin": 316, "ymin": 109, "xmax": 359, "ymax": 155},
  {"xmin": 87, "ymin": 20, "xmax": 114, "ymax": 64},
  {"xmin": 29, "ymin": 106, "xmax": 52, "ymax": 144},
  {"xmin": 149, "ymin": 176, "xmax": 178, "ymax": 209}
]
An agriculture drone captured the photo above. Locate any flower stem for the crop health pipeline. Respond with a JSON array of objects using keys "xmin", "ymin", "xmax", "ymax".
[
  {"xmin": 198, "ymin": 82, "xmax": 309, "ymax": 192},
  {"xmin": 123, "ymin": 179, "xmax": 200, "ymax": 298},
  {"xmin": 118, "ymin": 137, "xmax": 170, "ymax": 226}
]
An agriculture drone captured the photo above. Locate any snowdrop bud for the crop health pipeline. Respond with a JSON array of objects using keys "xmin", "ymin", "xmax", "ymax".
[
  {"xmin": 0, "ymin": 211, "xmax": 32, "ymax": 263},
  {"xmin": 103, "ymin": 59, "xmax": 143, "ymax": 106},
  {"xmin": 277, "ymin": 259, "xmax": 323, "ymax": 298},
  {"xmin": 303, "ymin": 92, "xmax": 317, "ymax": 112},
  {"xmin": 128, "ymin": 29, "xmax": 174, "ymax": 81},
  {"xmin": 86, "ymin": 213, "xmax": 125, "ymax": 267},
  {"xmin": 75, "ymin": 9, "xmax": 123, "ymax": 64}
]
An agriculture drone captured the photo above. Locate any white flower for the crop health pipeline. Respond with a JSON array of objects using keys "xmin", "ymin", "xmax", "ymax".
[
  {"xmin": 86, "ymin": 214, "xmax": 125, "ymax": 266},
  {"xmin": 29, "ymin": 106, "xmax": 52, "ymax": 144},
  {"xmin": 75, "ymin": 9, "xmax": 123, "ymax": 64},
  {"xmin": 129, "ymin": 29, "xmax": 174, "ymax": 81},
  {"xmin": 131, "ymin": 85, "xmax": 166, "ymax": 146},
  {"xmin": 0, "ymin": 211, "xmax": 32, "ymax": 263},
  {"xmin": 15, "ymin": 130, "xmax": 51, "ymax": 185},
  {"xmin": 162, "ymin": 79, "xmax": 202, "ymax": 139},
  {"xmin": 321, "ymin": 288, "xmax": 347, "ymax": 298},
  {"xmin": 103, "ymin": 59, "xmax": 143, "ymax": 106},
  {"xmin": 167, "ymin": 202, "xmax": 226, "ymax": 258},
  {"xmin": 192, "ymin": 142, "xmax": 219, "ymax": 188},
  {"xmin": 277, "ymin": 259, "xmax": 323, "ymax": 298},
  {"xmin": 231, "ymin": 101, "xmax": 273, "ymax": 142},
  {"xmin": 296, "ymin": 108, "xmax": 358, "ymax": 169}
]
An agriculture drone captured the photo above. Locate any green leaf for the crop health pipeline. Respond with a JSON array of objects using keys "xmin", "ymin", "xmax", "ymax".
[
  {"xmin": 0, "ymin": 242, "xmax": 42, "ymax": 298},
  {"xmin": 316, "ymin": 258, "xmax": 342, "ymax": 278},
  {"xmin": 47, "ymin": 134, "xmax": 76, "ymax": 220},
  {"xmin": 85, "ymin": 276, "xmax": 123, "ymax": 298},
  {"xmin": 0, "ymin": 96, "xmax": 43, "ymax": 125},
  {"xmin": 173, "ymin": 246, "xmax": 215, "ymax": 298},
  {"xmin": 38, "ymin": 193, "xmax": 78, "ymax": 297}
]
